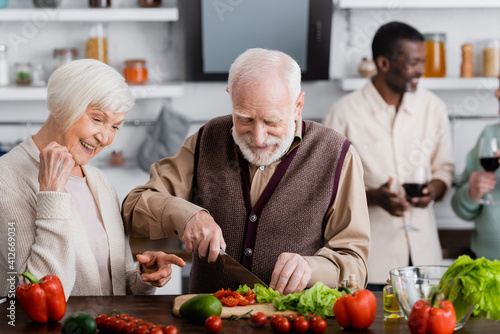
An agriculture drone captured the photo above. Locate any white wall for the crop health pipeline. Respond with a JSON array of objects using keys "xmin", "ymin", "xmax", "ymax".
[{"xmin": 2, "ymin": 4, "xmax": 499, "ymax": 230}]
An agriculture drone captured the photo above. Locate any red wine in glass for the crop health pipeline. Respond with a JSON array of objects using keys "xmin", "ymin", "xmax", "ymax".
[
  {"xmin": 480, "ymin": 157, "xmax": 500, "ymax": 172},
  {"xmin": 403, "ymin": 183, "xmax": 428, "ymax": 199}
]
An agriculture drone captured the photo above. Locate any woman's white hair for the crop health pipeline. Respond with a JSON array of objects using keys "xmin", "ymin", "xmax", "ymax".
[
  {"xmin": 47, "ymin": 59, "xmax": 134, "ymax": 132},
  {"xmin": 227, "ymin": 48, "xmax": 301, "ymax": 102}
]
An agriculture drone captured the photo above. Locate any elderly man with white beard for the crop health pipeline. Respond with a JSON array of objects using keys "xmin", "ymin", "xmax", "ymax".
[{"xmin": 122, "ymin": 48, "xmax": 370, "ymax": 294}]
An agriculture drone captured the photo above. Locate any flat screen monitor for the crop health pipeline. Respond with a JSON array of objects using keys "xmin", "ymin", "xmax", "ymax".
[{"xmin": 180, "ymin": 0, "xmax": 332, "ymax": 81}]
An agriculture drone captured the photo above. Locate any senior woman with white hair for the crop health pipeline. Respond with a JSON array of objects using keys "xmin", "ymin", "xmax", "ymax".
[{"xmin": 0, "ymin": 59, "xmax": 185, "ymax": 298}]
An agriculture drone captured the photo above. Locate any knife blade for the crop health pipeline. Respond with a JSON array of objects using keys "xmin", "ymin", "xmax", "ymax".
[{"xmin": 218, "ymin": 249, "xmax": 268, "ymax": 288}]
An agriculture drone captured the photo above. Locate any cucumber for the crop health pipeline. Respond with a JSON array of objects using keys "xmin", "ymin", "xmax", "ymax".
[{"xmin": 179, "ymin": 294, "xmax": 223, "ymax": 323}]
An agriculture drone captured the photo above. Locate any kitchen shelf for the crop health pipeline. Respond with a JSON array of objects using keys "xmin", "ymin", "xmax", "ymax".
[
  {"xmin": 0, "ymin": 83, "xmax": 185, "ymax": 101},
  {"xmin": 335, "ymin": 0, "xmax": 500, "ymax": 9},
  {"xmin": 0, "ymin": 7, "xmax": 178, "ymax": 22},
  {"xmin": 338, "ymin": 77, "xmax": 500, "ymax": 91}
]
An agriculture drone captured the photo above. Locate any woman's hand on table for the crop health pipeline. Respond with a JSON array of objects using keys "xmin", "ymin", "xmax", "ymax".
[{"xmin": 137, "ymin": 251, "xmax": 186, "ymax": 287}]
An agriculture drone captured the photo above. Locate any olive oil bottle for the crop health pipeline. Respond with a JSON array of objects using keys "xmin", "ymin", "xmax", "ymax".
[{"xmin": 383, "ymin": 278, "xmax": 403, "ymax": 319}]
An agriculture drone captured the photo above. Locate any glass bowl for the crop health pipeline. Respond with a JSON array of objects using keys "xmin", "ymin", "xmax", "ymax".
[{"xmin": 390, "ymin": 265, "xmax": 475, "ymax": 331}]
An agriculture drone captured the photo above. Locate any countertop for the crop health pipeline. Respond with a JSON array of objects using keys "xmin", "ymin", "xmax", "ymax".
[{"xmin": 2, "ymin": 292, "xmax": 500, "ymax": 333}]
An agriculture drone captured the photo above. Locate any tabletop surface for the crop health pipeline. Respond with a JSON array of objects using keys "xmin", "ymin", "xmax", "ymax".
[{"xmin": 2, "ymin": 292, "xmax": 500, "ymax": 333}]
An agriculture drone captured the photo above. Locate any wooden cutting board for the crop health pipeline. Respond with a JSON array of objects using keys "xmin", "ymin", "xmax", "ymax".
[{"xmin": 172, "ymin": 294, "xmax": 296, "ymax": 318}]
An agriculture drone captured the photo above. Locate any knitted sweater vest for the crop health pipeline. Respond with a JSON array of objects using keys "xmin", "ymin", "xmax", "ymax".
[{"xmin": 190, "ymin": 115, "xmax": 350, "ymax": 293}]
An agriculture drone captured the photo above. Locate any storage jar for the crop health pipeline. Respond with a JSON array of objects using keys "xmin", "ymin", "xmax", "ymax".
[
  {"xmin": 423, "ymin": 33, "xmax": 446, "ymax": 78},
  {"xmin": 123, "ymin": 59, "xmax": 148, "ymax": 84}
]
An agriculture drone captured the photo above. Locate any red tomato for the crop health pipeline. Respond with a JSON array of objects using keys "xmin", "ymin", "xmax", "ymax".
[
  {"xmin": 270, "ymin": 314, "xmax": 283, "ymax": 329},
  {"xmin": 248, "ymin": 299, "xmax": 256, "ymax": 305},
  {"xmin": 112, "ymin": 319, "xmax": 128, "ymax": 332},
  {"xmin": 149, "ymin": 326, "xmax": 164, "ymax": 334},
  {"xmin": 102, "ymin": 316, "xmax": 118, "ymax": 332},
  {"xmin": 221, "ymin": 296, "xmax": 239, "ymax": 307},
  {"xmin": 287, "ymin": 314, "xmax": 298, "ymax": 322},
  {"xmin": 214, "ymin": 289, "xmax": 226, "ymax": 299},
  {"xmin": 205, "ymin": 315, "xmax": 223, "ymax": 333},
  {"xmin": 95, "ymin": 314, "xmax": 108, "ymax": 330},
  {"xmin": 237, "ymin": 296, "xmax": 250, "ymax": 306},
  {"xmin": 292, "ymin": 316, "xmax": 310, "ymax": 333},
  {"xmin": 309, "ymin": 316, "xmax": 327, "ymax": 333},
  {"xmin": 275, "ymin": 317, "xmax": 291, "ymax": 333},
  {"xmin": 163, "ymin": 325, "xmax": 178, "ymax": 334},
  {"xmin": 250, "ymin": 312, "xmax": 267, "ymax": 327},
  {"xmin": 123, "ymin": 321, "xmax": 137, "ymax": 334},
  {"xmin": 135, "ymin": 324, "xmax": 151, "ymax": 334}
]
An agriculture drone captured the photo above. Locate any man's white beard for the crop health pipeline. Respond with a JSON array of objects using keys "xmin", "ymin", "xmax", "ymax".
[{"xmin": 232, "ymin": 116, "xmax": 296, "ymax": 166}]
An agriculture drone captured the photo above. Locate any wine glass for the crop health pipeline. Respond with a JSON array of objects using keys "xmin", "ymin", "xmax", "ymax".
[
  {"xmin": 401, "ymin": 166, "xmax": 429, "ymax": 231},
  {"xmin": 478, "ymin": 137, "xmax": 500, "ymax": 205}
]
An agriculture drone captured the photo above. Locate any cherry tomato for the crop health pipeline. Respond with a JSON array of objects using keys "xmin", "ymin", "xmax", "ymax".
[
  {"xmin": 205, "ymin": 315, "xmax": 223, "ymax": 333},
  {"xmin": 163, "ymin": 325, "xmax": 178, "ymax": 334},
  {"xmin": 237, "ymin": 296, "xmax": 250, "ymax": 306},
  {"xmin": 102, "ymin": 316, "xmax": 118, "ymax": 332},
  {"xmin": 250, "ymin": 312, "xmax": 267, "ymax": 327},
  {"xmin": 270, "ymin": 314, "xmax": 283, "ymax": 329},
  {"xmin": 275, "ymin": 317, "xmax": 291, "ymax": 333},
  {"xmin": 221, "ymin": 296, "xmax": 239, "ymax": 307},
  {"xmin": 135, "ymin": 324, "xmax": 151, "ymax": 334},
  {"xmin": 112, "ymin": 319, "xmax": 128, "ymax": 332},
  {"xmin": 309, "ymin": 316, "xmax": 327, "ymax": 333},
  {"xmin": 214, "ymin": 289, "xmax": 226, "ymax": 299},
  {"xmin": 150, "ymin": 326, "xmax": 164, "ymax": 334},
  {"xmin": 95, "ymin": 314, "xmax": 108, "ymax": 330},
  {"xmin": 123, "ymin": 321, "xmax": 137, "ymax": 334},
  {"xmin": 292, "ymin": 316, "xmax": 310, "ymax": 333},
  {"xmin": 287, "ymin": 313, "xmax": 298, "ymax": 322}
]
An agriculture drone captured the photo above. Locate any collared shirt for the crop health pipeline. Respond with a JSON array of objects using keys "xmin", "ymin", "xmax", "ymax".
[
  {"xmin": 122, "ymin": 117, "xmax": 371, "ymax": 288},
  {"xmin": 323, "ymin": 80, "xmax": 454, "ymax": 283}
]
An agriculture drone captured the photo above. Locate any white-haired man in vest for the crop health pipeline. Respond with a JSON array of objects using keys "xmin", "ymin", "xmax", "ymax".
[{"xmin": 122, "ymin": 48, "xmax": 370, "ymax": 294}]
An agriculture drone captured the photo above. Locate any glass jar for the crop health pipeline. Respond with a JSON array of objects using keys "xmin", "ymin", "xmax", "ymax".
[
  {"xmin": 33, "ymin": 0, "xmax": 61, "ymax": 8},
  {"xmin": 483, "ymin": 40, "xmax": 500, "ymax": 77},
  {"xmin": 15, "ymin": 63, "xmax": 32, "ymax": 86},
  {"xmin": 89, "ymin": 0, "xmax": 111, "ymax": 8},
  {"xmin": 53, "ymin": 48, "xmax": 78, "ymax": 70},
  {"xmin": 423, "ymin": 33, "xmax": 446, "ymax": 78},
  {"xmin": 86, "ymin": 23, "xmax": 108, "ymax": 64},
  {"xmin": 138, "ymin": 0, "xmax": 162, "ymax": 7},
  {"xmin": 123, "ymin": 59, "xmax": 148, "ymax": 84}
]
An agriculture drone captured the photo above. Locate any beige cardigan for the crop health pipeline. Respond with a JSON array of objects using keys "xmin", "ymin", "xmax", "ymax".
[{"xmin": 0, "ymin": 137, "xmax": 155, "ymax": 298}]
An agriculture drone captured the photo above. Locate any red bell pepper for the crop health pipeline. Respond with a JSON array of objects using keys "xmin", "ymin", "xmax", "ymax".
[
  {"xmin": 333, "ymin": 287, "xmax": 377, "ymax": 330},
  {"xmin": 408, "ymin": 293, "xmax": 456, "ymax": 334},
  {"xmin": 15, "ymin": 271, "xmax": 66, "ymax": 323}
]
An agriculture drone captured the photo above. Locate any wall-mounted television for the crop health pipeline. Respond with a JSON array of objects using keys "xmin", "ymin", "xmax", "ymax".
[{"xmin": 180, "ymin": 0, "xmax": 332, "ymax": 81}]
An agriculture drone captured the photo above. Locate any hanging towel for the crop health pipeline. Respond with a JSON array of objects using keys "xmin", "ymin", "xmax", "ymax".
[{"xmin": 137, "ymin": 104, "xmax": 190, "ymax": 172}]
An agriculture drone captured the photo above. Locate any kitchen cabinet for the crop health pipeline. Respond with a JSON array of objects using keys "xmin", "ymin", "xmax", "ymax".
[{"xmin": 0, "ymin": 2, "xmax": 183, "ymax": 100}]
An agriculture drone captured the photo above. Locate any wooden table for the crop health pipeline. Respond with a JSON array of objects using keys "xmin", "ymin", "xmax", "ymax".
[{"xmin": 2, "ymin": 292, "xmax": 499, "ymax": 333}]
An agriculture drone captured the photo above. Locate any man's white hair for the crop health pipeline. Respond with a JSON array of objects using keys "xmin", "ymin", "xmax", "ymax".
[
  {"xmin": 47, "ymin": 59, "xmax": 134, "ymax": 132},
  {"xmin": 227, "ymin": 48, "xmax": 301, "ymax": 102}
]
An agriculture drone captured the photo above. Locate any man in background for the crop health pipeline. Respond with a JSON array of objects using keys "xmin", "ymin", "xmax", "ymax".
[{"xmin": 324, "ymin": 22, "xmax": 454, "ymax": 290}]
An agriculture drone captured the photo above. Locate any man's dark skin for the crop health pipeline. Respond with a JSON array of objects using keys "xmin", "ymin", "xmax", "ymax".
[{"xmin": 366, "ymin": 39, "xmax": 448, "ymax": 217}]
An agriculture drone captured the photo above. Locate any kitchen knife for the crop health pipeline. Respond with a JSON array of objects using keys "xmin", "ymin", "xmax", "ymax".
[{"xmin": 218, "ymin": 249, "xmax": 268, "ymax": 288}]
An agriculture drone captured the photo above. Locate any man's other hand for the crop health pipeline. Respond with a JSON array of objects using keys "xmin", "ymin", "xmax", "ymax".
[{"xmin": 269, "ymin": 252, "xmax": 311, "ymax": 295}]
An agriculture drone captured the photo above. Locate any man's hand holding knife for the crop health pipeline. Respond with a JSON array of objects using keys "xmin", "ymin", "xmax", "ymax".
[{"xmin": 183, "ymin": 211, "xmax": 311, "ymax": 295}]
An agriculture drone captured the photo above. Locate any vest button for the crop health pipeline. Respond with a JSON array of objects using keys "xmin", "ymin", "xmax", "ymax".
[
  {"xmin": 244, "ymin": 248, "xmax": 253, "ymax": 256},
  {"xmin": 249, "ymin": 214, "xmax": 257, "ymax": 222}
]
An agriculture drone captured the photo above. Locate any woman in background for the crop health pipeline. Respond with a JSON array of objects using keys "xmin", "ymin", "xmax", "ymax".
[
  {"xmin": 452, "ymin": 82, "xmax": 500, "ymax": 260},
  {"xmin": 0, "ymin": 59, "xmax": 185, "ymax": 297}
]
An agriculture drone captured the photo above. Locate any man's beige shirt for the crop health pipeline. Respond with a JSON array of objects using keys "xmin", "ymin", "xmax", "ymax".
[
  {"xmin": 122, "ymin": 118, "xmax": 371, "ymax": 288},
  {"xmin": 323, "ymin": 80, "xmax": 454, "ymax": 284}
]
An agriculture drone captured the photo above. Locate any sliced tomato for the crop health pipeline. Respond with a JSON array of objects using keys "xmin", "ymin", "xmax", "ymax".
[
  {"xmin": 214, "ymin": 289, "xmax": 226, "ymax": 300},
  {"xmin": 237, "ymin": 297, "xmax": 250, "ymax": 306},
  {"xmin": 221, "ymin": 296, "xmax": 239, "ymax": 307}
]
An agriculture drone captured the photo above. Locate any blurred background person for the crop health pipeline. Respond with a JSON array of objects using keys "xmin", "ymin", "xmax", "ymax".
[
  {"xmin": 452, "ymin": 80, "xmax": 500, "ymax": 260},
  {"xmin": 323, "ymin": 22, "xmax": 454, "ymax": 290}
]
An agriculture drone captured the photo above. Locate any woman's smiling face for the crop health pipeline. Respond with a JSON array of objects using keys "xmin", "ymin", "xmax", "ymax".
[{"xmin": 61, "ymin": 106, "xmax": 125, "ymax": 168}]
